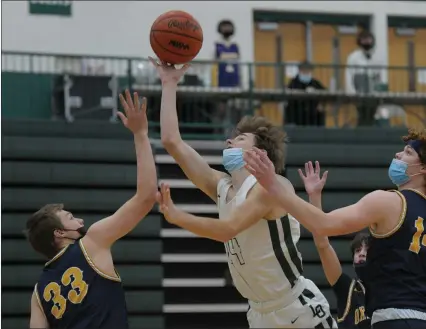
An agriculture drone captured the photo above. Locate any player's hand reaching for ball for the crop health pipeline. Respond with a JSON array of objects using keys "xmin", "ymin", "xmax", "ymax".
[
  {"xmin": 299, "ymin": 161, "xmax": 328, "ymax": 197},
  {"xmin": 118, "ymin": 90, "xmax": 148, "ymax": 135},
  {"xmin": 244, "ymin": 147, "xmax": 278, "ymax": 192},
  {"xmin": 157, "ymin": 183, "xmax": 180, "ymax": 224},
  {"xmin": 148, "ymin": 57, "xmax": 190, "ymax": 86}
]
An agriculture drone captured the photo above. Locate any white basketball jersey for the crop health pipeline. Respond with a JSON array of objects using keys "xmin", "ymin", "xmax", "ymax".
[{"xmin": 217, "ymin": 175, "xmax": 304, "ymax": 302}]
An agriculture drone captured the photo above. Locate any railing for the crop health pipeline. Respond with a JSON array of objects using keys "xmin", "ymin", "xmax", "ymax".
[{"xmin": 2, "ymin": 51, "xmax": 425, "ymax": 139}]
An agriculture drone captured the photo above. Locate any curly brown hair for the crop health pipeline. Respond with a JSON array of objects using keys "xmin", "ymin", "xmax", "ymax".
[
  {"xmin": 402, "ymin": 128, "xmax": 426, "ymax": 165},
  {"xmin": 402, "ymin": 128, "xmax": 426, "ymax": 187},
  {"xmin": 24, "ymin": 204, "xmax": 64, "ymax": 259},
  {"xmin": 234, "ymin": 116, "xmax": 288, "ymax": 173}
]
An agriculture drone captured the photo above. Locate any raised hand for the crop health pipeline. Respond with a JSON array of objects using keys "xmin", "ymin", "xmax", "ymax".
[
  {"xmin": 298, "ymin": 161, "xmax": 328, "ymax": 196},
  {"xmin": 243, "ymin": 147, "xmax": 278, "ymax": 191},
  {"xmin": 118, "ymin": 90, "xmax": 148, "ymax": 135},
  {"xmin": 148, "ymin": 57, "xmax": 190, "ymax": 85},
  {"xmin": 156, "ymin": 183, "xmax": 179, "ymax": 224}
]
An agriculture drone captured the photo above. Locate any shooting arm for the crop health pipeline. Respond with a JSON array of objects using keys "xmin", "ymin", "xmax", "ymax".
[
  {"xmin": 170, "ymin": 185, "xmax": 271, "ymax": 242},
  {"xmin": 160, "ymin": 83, "xmax": 226, "ymax": 202},
  {"xmin": 86, "ymin": 132, "xmax": 157, "ymax": 247},
  {"xmin": 268, "ymin": 180, "xmax": 388, "ymax": 236},
  {"xmin": 30, "ymin": 288, "xmax": 49, "ymax": 329},
  {"xmin": 310, "ymin": 193, "xmax": 342, "ymax": 286}
]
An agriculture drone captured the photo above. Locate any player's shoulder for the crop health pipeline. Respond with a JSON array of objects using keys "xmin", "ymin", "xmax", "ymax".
[{"xmin": 362, "ymin": 189, "xmax": 401, "ymax": 205}]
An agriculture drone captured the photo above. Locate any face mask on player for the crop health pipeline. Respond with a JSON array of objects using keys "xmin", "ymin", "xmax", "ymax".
[
  {"xmin": 388, "ymin": 159, "xmax": 422, "ymax": 186},
  {"xmin": 353, "ymin": 261, "xmax": 367, "ymax": 281},
  {"xmin": 61, "ymin": 226, "xmax": 87, "ymax": 240},
  {"xmin": 223, "ymin": 148, "xmax": 245, "ymax": 173}
]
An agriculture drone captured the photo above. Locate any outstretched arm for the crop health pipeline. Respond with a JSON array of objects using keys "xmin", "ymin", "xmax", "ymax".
[
  {"xmin": 84, "ymin": 91, "xmax": 157, "ymax": 248},
  {"xmin": 157, "ymin": 183, "xmax": 273, "ymax": 242},
  {"xmin": 151, "ymin": 58, "xmax": 226, "ymax": 202},
  {"xmin": 299, "ymin": 161, "xmax": 342, "ymax": 286},
  {"xmin": 244, "ymin": 148, "xmax": 388, "ymax": 236}
]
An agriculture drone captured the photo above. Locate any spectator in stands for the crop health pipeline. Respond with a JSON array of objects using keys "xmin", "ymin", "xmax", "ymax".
[
  {"xmin": 214, "ymin": 19, "xmax": 240, "ymax": 88},
  {"xmin": 345, "ymin": 30, "xmax": 382, "ymax": 126},
  {"xmin": 212, "ymin": 19, "xmax": 241, "ymax": 136},
  {"xmin": 286, "ymin": 61, "xmax": 326, "ymax": 126}
]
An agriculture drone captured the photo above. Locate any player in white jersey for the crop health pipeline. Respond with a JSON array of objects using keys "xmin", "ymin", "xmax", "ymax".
[{"xmin": 150, "ymin": 58, "xmax": 337, "ymax": 328}]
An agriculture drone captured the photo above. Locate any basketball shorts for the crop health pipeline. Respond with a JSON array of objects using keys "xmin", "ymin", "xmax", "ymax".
[{"xmin": 247, "ymin": 278, "xmax": 338, "ymax": 328}]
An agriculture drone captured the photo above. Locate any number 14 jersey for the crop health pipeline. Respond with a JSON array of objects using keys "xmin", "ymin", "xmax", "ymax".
[{"xmin": 217, "ymin": 175, "xmax": 305, "ymax": 302}]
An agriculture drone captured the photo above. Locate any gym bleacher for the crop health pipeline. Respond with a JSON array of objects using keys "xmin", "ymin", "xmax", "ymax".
[{"xmin": 2, "ymin": 120, "xmax": 406, "ymax": 328}]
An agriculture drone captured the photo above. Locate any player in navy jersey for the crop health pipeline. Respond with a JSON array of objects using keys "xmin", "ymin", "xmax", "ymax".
[
  {"xmin": 25, "ymin": 91, "xmax": 157, "ymax": 329},
  {"xmin": 299, "ymin": 161, "xmax": 371, "ymax": 329},
  {"xmin": 244, "ymin": 128, "xmax": 426, "ymax": 328}
]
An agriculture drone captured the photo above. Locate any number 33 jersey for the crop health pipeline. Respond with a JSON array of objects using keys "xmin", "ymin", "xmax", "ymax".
[
  {"xmin": 217, "ymin": 175, "xmax": 305, "ymax": 302},
  {"xmin": 35, "ymin": 239, "xmax": 128, "ymax": 329}
]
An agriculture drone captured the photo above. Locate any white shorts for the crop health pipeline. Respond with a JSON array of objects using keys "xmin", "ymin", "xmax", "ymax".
[{"xmin": 247, "ymin": 279, "xmax": 338, "ymax": 328}]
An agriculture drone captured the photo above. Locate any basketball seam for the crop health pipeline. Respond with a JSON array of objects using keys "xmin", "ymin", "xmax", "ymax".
[
  {"xmin": 151, "ymin": 32, "xmax": 200, "ymax": 58},
  {"xmin": 151, "ymin": 29, "xmax": 203, "ymax": 42}
]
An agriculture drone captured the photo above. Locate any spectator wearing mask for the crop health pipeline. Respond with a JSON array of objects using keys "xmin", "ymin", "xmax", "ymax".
[
  {"xmin": 214, "ymin": 19, "xmax": 240, "ymax": 87},
  {"xmin": 345, "ymin": 30, "xmax": 381, "ymax": 126},
  {"xmin": 286, "ymin": 61, "xmax": 326, "ymax": 126}
]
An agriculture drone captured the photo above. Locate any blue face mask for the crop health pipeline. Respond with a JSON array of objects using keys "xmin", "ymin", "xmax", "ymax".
[
  {"xmin": 388, "ymin": 159, "xmax": 421, "ymax": 186},
  {"xmin": 299, "ymin": 73, "xmax": 312, "ymax": 84},
  {"xmin": 223, "ymin": 148, "xmax": 245, "ymax": 173}
]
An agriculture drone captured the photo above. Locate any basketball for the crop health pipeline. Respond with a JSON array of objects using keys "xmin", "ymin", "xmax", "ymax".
[{"xmin": 150, "ymin": 10, "xmax": 203, "ymax": 65}]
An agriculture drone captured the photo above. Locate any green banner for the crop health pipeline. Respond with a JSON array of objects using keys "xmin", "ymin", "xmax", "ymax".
[{"xmin": 29, "ymin": 0, "xmax": 72, "ymax": 16}]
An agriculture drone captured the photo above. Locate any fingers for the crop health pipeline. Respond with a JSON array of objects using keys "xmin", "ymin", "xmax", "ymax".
[
  {"xmin": 308, "ymin": 161, "xmax": 314, "ymax": 175},
  {"xmin": 133, "ymin": 92, "xmax": 140, "ymax": 112},
  {"xmin": 244, "ymin": 164, "xmax": 257, "ymax": 176},
  {"xmin": 140, "ymin": 97, "xmax": 147, "ymax": 113},
  {"xmin": 119, "ymin": 94, "xmax": 130, "ymax": 116},
  {"xmin": 321, "ymin": 170, "xmax": 329, "ymax": 182},
  {"xmin": 117, "ymin": 111, "xmax": 127, "ymax": 125},
  {"xmin": 305, "ymin": 162, "xmax": 309, "ymax": 176},
  {"xmin": 148, "ymin": 56, "xmax": 159, "ymax": 67},
  {"xmin": 125, "ymin": 89, "xmax": 133, "ymax": 110},
  {"xmin": 315, "ymin": 161, "xmax": 320, "ymax": 175},
  {"xmin": 298, "ymin": 168, "xmax": 306, "ymax": 181},
  {"xmin": 180, "ymin": 63, "xmax": 191, "ymax": 74},
  {"xmin": 244, "ymin": 150, "xmax": 265, "ymax": 173}
]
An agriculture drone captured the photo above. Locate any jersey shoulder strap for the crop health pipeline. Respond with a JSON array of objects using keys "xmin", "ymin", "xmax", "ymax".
[{"xmin": 217, "ymin": 175, "xmax": 232, "ymax": 206}]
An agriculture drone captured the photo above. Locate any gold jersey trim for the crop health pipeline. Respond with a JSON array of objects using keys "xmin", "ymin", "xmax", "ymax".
[
  {"xmin": 369, "ymin": 190, "xmax": 407, "ymax": 238},
  {"xmin": 337, "ymin": 279, "xmax": 356, "ymax": 323},
  {"xmin": 34, "ymin": 283, "xmax": 48, "ymax": 320},
  {"xmin": 45, "ymin": 245, "xmax": 70, "ymax": 267},
  {"xmin": 405, "ymin": 188, "xmax": 426, "ymax": 200},
  {"xmin": 79, "ymin": 239, "xmax": 121, "ymax": 282}
]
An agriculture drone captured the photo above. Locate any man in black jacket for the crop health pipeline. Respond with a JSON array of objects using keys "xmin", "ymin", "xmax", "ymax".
[{"xmin": 286, "ymin": 61, "xmax": 326, "ymax": 126}]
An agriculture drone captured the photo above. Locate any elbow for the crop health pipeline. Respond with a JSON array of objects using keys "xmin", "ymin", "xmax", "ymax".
[
  {"xmin": 218, "ymin": 224, "xmax": 238, "ymax": 243},
  {"xmin": 135, "ymin": 186, "xmax": 157, "ymax": 210},
  {"xmin": 161, "ymin": 136, "xmax": 180, "ymax": 151}
]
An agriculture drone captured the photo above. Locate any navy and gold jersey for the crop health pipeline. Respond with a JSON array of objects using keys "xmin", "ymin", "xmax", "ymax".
[
  {"xmin": 333, "ymin": 273, "xmax": 371, "ymax": 329},
  {"xmin": 363, "ymin": 189, "xmax": 426, "ymax": 316},
  {"xmin": 35, "ymin": 239, "xmax": 128, "ymax": 329}
]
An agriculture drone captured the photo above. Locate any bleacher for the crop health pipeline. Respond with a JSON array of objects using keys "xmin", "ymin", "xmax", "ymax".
[{"xmin": 2, "ymin": 120, "xmax": 407, "ymax": 328}]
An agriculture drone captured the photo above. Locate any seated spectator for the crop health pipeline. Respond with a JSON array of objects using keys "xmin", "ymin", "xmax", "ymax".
[{"xmin": 285, "ymin": 61, "xmax": 326, "ymax": 126}]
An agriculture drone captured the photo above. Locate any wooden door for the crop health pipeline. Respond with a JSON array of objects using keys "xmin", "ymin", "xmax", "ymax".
[
  {"xmin": 388, "ymin": 27, "xmax": 426, "ymax": 127},
  {"xmin": 311, "ymin": 24, "xmax": 359, "ymax": 127},
  {"xmin": 253, "ymin": 23, "xmax": 306, "ymax": 124}
]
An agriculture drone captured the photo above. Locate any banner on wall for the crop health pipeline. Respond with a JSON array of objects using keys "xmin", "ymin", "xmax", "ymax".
[{"xmin": 28, "ymin": 0, "xmax": 72, "ymax": 16}]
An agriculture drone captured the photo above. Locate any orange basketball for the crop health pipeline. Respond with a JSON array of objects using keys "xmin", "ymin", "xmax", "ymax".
[{"xmin": 150, "ymin": 10, "xmax": 203, "ymax": 65}]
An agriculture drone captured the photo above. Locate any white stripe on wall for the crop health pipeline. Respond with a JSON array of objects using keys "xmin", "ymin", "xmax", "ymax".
[
  {"xmin": 162, "ymin": 254, "xmax": 227, "ymax": 263},
  {"xmin": 163, "ymin": 303, "xmax": 248, "ymax": 313}
]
